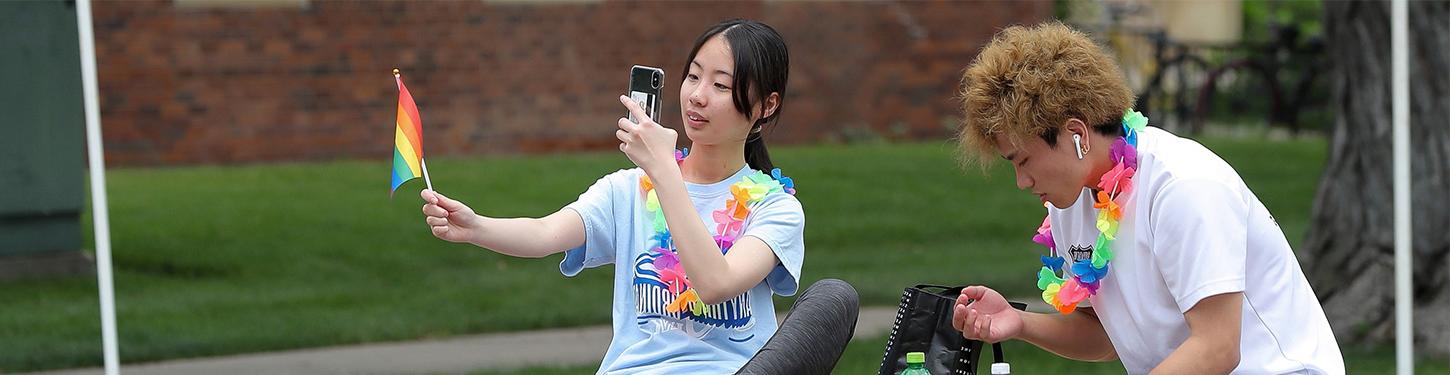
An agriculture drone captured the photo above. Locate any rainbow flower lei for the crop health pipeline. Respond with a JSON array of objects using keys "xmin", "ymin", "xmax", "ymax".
[
  {"xmin": 1034, "ymin": 110, "xmax": 1147, "ymax": 314},
  {"xmin": 639, "ymin": 148, "xmax": 797, "ymax": 316}
]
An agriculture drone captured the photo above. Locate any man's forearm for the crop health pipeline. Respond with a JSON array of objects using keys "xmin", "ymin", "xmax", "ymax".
[
  {"xmin": 1017, "ymin": 309, "xmax": 1118, "ymax": 362},
  {"xmin": 1152, "ymin": 292, "xmax": 1245, "ymax": 374},
  {"xmin": 1149, "ymin": 335, "xmax": 1239, "ymax": 374}
]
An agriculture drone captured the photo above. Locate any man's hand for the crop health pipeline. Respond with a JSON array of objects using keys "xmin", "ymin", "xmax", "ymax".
[{"xmin": 952, "ymin": 285, "xmax": 1024, "ymax": 343}]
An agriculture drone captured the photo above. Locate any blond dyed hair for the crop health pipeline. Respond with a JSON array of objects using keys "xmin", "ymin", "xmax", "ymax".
[{"xmin": 956, "ymin": 21, "xmax": 1135, "ymax": 166}]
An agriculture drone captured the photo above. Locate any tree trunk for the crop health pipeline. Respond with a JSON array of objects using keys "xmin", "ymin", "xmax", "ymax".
[{"xmin": 1305, "ymin": 0, "xmax": 1449, "ymax": 356}]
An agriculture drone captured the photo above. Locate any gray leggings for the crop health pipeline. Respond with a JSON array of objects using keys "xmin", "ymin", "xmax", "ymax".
[{"xmin": 735, "ymin": 279, "xmax": 860, "ymax": 375}]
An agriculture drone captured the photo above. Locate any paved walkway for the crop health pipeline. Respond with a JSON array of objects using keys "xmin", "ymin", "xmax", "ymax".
[
  {"xmin": 31, "ymin": 300, "xmax": 1049, "ymax": 375},
  {"xmin": 28, "ymin": 307, "xmax": 899, "ymax": 375}
]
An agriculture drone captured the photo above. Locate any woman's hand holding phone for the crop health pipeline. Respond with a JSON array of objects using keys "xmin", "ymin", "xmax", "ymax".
[{"xmin": 617, "ymin": 95, "xmax": 679, "ymax": 177}]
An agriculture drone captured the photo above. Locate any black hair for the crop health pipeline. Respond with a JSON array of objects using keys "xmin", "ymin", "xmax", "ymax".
[{"xmin": 682, "ymin": 19, "xmax": 790, "ymax": 171}]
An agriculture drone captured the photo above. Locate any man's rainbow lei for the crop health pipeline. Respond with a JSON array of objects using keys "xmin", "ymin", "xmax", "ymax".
[
  {"xmin": 639, "ymin": 148, "xmax": 796, "ymax": 316},
  {"xmin": 1033, "ymin": 110, "xmax": 1147, "ymax": 314}
]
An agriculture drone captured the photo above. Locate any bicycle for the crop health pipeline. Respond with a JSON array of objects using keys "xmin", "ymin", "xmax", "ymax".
[
  {"xmin": 1192, "ymin": 25, "xmax": 1327, "ymax": 136},
  {"xmin": 1082, "ymin": 1, "xmax": 1213, "ymax": 135},
  {"xmin": 1134, "ymin": 30, "xmax": 1212, "ymax": 135}
]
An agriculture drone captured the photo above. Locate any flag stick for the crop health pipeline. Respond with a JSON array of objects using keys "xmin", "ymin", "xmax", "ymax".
[{"xmin": 421, "ymin": 158, "xmax": 435, "ymax": 191}]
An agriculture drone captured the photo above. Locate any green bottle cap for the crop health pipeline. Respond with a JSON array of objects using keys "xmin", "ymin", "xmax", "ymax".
[{"xmin": 906, "ymin": 352, "xmax": 925, "ymax": 364}]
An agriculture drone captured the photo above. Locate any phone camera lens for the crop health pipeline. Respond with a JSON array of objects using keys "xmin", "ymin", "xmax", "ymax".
[{"xmin": 651, "ymin": 72, "xmax": 663, "ymax": 89}]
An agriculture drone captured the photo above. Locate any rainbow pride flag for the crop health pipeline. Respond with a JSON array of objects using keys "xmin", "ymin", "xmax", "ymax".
[{"xmin": 390, "ymin": 69, "xmax": 430, "ymax": 195}]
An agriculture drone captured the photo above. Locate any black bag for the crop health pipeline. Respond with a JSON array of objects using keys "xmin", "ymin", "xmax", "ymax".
[{"xmin": 877, "ymin": 284, "xmax": 1024, "ymax": 375}]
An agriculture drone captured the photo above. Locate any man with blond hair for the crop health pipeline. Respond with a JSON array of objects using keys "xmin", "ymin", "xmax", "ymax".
[{"xmin": 950, "ymin": 22, "xmax": 1343, "ymax": 374}]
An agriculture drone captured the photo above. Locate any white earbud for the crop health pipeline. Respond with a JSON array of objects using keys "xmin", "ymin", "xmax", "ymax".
[{"xmin": 1072, "ymin": 133, "xmax": 1084, "ymax": 160}]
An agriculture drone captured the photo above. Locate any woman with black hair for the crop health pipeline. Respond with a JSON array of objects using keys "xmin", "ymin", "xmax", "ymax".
[{"xmin": 421, "ymin": 19, "xmax": 815, "ymax": 373}]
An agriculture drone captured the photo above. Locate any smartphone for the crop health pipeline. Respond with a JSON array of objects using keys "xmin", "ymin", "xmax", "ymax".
[{"xmin": 627, "ymin": 65, "xmax": 665, "ymax": 124}]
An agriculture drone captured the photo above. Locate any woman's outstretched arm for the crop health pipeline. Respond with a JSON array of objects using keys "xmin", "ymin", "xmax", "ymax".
[{"xmin": 422, "ymin": 189, "xmax": 584, "ymax": 258}]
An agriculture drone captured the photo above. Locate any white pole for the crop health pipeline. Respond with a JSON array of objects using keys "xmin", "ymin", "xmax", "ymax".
[
  {"xmin": 1390, "ymin": 0, "xmax": 1413, "ymax": 374},
  {"xmin": 421, "ymin": 158, "xmax": 435, "ymax": 191},
  {"xmin": 75, "ymin": 0, "xmax": 120, "ymax": 374}
]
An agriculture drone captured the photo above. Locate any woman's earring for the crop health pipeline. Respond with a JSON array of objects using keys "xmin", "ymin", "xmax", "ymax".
[{"xmin": 1073, "ymin": 134, "xmax": 1084, "ymax": 160}]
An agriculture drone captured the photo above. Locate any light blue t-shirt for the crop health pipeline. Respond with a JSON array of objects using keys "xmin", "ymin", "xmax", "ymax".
[{"xmin": 561, "ymin": 165, "xmax": 806, "ymax": 375}]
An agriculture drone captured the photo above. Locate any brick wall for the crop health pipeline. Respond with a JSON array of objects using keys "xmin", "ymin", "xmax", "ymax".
[{"xmin": 92, "ymin": 0, "xmax": 1052, "ymax": 166}]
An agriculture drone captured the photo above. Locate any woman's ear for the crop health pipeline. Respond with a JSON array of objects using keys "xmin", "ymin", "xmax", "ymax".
[{"xmin": 760, "ymin": 92, "xmax": 780, "ymax": 120}]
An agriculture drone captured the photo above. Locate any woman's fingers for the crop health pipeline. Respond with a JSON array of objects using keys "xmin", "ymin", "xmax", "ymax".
[
  {"xmin": 616, "ymin": 118, "xmax": 639, "ymax": 154},
  {"xmin": 619, "ymin": 95, "xmax": 652, "ymax": 125},
  {"xmin": 426, "ymin": 216, "xmax": 448, "ymax": 226},
  {"xmin": 431, "ymin": 192, "xmax": 470, "ymax": 213},
  {"xmin": 617, "ymin": 116, "xmax": 637, "ymax": 132},
  {"xmin": 422, "ymin": 203, "xmax": 448, "ymax": 217}
]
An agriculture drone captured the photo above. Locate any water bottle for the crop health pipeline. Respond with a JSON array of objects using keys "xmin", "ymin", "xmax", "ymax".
[{"xmin": 899, "ymin": 351, "xmax": 931, "ymax": 375}]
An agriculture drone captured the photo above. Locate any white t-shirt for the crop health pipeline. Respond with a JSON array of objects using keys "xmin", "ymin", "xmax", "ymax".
[{"xmin": 1047, "ymin": 127, "xmax": 1343, "ymax": 374}]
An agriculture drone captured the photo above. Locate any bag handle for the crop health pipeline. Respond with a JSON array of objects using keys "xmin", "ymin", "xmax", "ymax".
[
  {"xmin": 984, "ymin": 302, "xmax": 1028, "ymax": 374},
  {"xmin": 912, "ymin": 284, "xmax": 966, "ymax": 295}
]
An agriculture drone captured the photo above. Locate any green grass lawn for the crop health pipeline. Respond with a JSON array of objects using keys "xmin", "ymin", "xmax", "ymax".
[{"xmin": 0, "ymin": 137, "xmax": 1352, "ymax": 371}]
